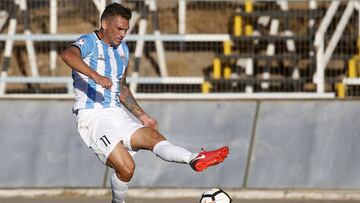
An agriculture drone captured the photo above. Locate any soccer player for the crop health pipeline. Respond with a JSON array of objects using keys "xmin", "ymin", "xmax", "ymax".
[{"xmin": 61, "ymin": 3, "xmax": 229, "ymax": 203}]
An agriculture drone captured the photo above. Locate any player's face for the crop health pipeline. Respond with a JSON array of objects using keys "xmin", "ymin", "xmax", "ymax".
[{"xmin": 103, "ymin": 15, "xmax": 129, "ymax": 47}]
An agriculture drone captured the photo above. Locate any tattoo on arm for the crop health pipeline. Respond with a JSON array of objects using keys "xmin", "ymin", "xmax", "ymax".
[{"xmin": 119, "ymin": 74, "xmax": 145, "ymax": 118}]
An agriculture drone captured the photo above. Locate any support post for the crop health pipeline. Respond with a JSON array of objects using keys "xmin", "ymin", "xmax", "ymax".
[
  {"xmin": 49, "ymin": 0, "xmax": 57, "ymax": 76},
  {"xmin": 130, "ymin": 2, "xmax": 148, "ymax": 93},
  {"xmin": 245, "ymin": 59, "xmax": 254, "ymax": 93},
  {"xmin": 223, "ymin": 40, "xmax": 232, "ymax": 80},
  {"xmin": 201, "ymin": 81, "xmax": 211, "ymax": 94},
  {"xmin": 178, "ymin": 0, "xmax": 186, "ymax": 35},
  {"xmin": 262, "ymin": 19, "xmax": 279, "ymax": 90},
  {"xmin": 0, "ymin": 1, "xmax": 17, "ymax": 95},
  {"xmin": 245, "ymin": 0, "xmax": 253, "ymax": 36},
  {"xmin": 213, "ymin": 58, "xmax": 221, "ymax": 79},
  {"xmin": 348, "ymin": 58, "xmax": 357, "ymax": 78},
  {"xmin": 20, "ymin": 0, "xmax": 39, "ymax": 78},
  {"xmin": 336, "ymin": 82, "xmax": 345, "ymax": 98},
  {"xmin": 149, "ymin": 0, "xmax": 167, "ymax": 77},
  {"xmin": 234, "ymin": 15, "xmax": 242, "ymax": 37}
]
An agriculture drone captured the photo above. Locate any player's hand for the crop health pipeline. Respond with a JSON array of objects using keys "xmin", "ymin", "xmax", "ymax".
[
  {"xmin": 140, "ymin": 114, "xmax": 158, "ymax": 130},
  {"xmin": 92, "ymin": 73, "xmax": 113, "ymax": 89}
]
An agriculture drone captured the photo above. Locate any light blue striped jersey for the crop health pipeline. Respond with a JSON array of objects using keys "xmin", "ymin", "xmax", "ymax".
[{"xmin": 71, "ymin": 32, "xmax": 129, "ymax": 111}]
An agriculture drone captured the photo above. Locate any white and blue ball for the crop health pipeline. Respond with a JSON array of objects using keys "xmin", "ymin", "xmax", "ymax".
[{"xmin": 199, "ymin": 188, "xmax": 232, "ymax": 203}]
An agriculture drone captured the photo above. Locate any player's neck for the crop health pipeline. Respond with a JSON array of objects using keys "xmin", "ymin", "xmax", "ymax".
[{"xmin": 96, "ymin": 29, "xmax": 111, "ymax": 46}]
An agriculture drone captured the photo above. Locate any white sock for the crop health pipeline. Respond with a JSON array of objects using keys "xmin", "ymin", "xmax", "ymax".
[
  {"xmin": 153, "ymin": 140, "xmax": 197, "ymax": 164},
  {"xmin": 110, "ymin": 173, "xmax": 129, "ymax": 203}
]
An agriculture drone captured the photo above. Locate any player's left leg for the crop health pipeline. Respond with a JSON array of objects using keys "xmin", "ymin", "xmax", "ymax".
[
  {"xmin": 130, "ymin": 126, "xmax": 197, "ymax": 164},
  {"xmin": 130, "ymin": 126, "xmax": 229, "ymax": 170}
]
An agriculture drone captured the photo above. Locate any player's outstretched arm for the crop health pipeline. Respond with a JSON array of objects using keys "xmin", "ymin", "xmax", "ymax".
[
  {"xmin": 61, "ymin": 46, "xmax": 113, "ymax": 89},
  {"xmin": 119, "ymin": 71, "xmax": 158, "ymax": 130}
]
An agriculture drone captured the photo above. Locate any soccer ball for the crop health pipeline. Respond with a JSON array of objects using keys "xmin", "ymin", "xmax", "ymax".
[{"xmin": 199, "ymin": 188, "xmax": 232, "ymax": 203}]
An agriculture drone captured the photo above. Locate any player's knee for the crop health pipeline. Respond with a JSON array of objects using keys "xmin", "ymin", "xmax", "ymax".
[
  {"xmin": 122, "ymin": 164, "xmax": 135, "ymax": 180},
  {"xmin": 132, "ymin": 127, "xmax": 166, "ymax": 151},
  {"xmin": 147, "ymin": 127, "xmax": 166, "ymax": 141},
  {"xmin": 116, "ymin": 163, "xmax": 135, "ymax": 181}
]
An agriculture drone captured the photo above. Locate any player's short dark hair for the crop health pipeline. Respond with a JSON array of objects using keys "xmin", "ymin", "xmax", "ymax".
[{"xmin": 100, "ymin": 3, "xmax": 132, "ymax": 21}]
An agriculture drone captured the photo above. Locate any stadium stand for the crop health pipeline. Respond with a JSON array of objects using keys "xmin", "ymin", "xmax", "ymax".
[{"xmin": 0, "ymin": 0, "xmax": 358, "ymax": 98}]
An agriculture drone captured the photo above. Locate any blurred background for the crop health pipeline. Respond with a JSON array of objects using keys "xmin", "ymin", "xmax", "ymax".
[{"xmin": 1, "ymin": 0, "xmax": 360, "ymax": 202}]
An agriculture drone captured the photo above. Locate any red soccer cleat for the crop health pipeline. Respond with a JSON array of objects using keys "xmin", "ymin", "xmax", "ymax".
[{"xmin": 190, "ymin": 146, "xmax": 229, "ymax": 172}]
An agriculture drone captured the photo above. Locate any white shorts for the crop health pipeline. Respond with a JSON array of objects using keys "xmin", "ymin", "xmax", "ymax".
[{"xmin": 75, "ymin": 107, "xmax": 144, "ymax": 164}]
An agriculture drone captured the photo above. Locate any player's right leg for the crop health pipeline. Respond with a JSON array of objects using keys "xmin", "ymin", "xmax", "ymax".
[
  {"xmin": 76, "ymin": 108, "xmax": 141, "ymax": 203},
  {"xmin": 106, "ymin": 141, "xmax": 135, "ymax": 182},
  {"xmin": 106, "ymin": 142, "xmax": 135, "ymax": 203}
]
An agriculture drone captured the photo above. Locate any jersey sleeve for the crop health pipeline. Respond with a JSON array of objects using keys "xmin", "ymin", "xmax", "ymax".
[{"xmin": 71, "ymin": 35, "xmax": 95, "ymax": 59}]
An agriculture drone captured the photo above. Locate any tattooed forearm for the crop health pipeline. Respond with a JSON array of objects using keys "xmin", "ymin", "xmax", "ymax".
[{"xmin": 120, "ymin": 86, "xmax": 145, "ymax": 118}]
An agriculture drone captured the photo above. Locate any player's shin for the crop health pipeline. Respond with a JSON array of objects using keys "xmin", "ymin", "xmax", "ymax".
[
  {"xmin": 111, "ymin": 173, "xmax": 129, "ymax": 203},
  {"xmin": 152, "ymin": 140, "xmax": 197, "ymax": 164}
]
